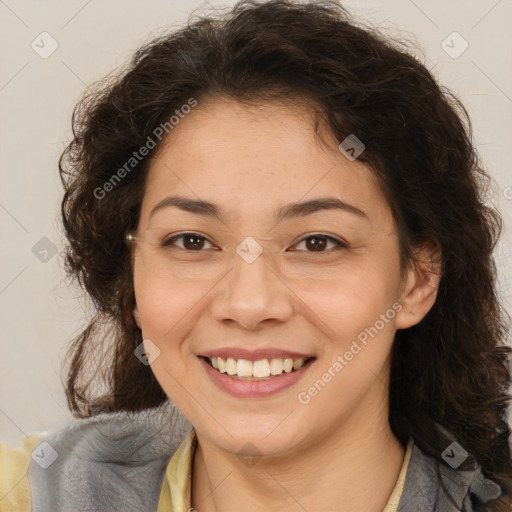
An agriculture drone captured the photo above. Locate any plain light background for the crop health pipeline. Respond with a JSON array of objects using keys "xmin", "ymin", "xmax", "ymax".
[{"xmin": 1, "ymin": 0, "xmax": 511, "ymax": 447}]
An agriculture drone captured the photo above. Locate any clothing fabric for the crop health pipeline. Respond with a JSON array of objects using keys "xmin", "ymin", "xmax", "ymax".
[
  {"xmin": 0, "ymin": 421, "xmax": 411, "ymax": 512},
  {"xmin": 0, "ymin": 400, "xmax": 503, "ymax": 511},
  {"xmin": 160, "ymin": 427, "xmax": 411, "ymax": 511}
]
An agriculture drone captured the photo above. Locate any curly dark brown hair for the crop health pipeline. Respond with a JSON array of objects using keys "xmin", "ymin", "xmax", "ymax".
[{"xmin": 58, "ymin": 0, "xmax": 511, "ymax": 509}]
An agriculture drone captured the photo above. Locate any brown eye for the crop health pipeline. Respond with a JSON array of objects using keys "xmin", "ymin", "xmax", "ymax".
[
  {"xmin": 163, "ymin": 233, "xmax": 215, "ymax": 251},
  {"xmin": 305, "ymin": 236, "xmax": 328, "ymax": 251},
  {"xmin": 291, "ymin": 235, "xmax": 346, "ymax": 252},
  {"xmin": 183, "ymin": 234, "xmax": 205, "ymax": 250}
]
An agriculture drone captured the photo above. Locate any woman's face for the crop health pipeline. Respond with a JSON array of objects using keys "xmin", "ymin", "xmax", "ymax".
[{"xmin": 131, "ymin": 97, "xmax": 432, "ymax": 457}]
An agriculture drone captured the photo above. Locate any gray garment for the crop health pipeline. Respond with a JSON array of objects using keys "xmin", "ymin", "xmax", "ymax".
[{"xmin": 27, "ymin": 400, "xmax": 502, "ymax": 512}]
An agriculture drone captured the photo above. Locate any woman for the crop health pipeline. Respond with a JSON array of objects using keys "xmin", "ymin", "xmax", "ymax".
[{"xmin": 1, "ymin": 1, "xmax": 510, "ymax": 511}]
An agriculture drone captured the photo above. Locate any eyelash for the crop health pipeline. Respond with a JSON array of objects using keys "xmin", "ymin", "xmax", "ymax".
[{"xmin": 162, "ymin": 232, "xmax": 348, "ymax": 252}]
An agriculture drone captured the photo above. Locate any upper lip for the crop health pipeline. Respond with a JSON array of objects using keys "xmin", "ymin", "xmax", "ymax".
[{"xmin": 200, "ymin": 348, "xmax": 315, "ymax": 362}]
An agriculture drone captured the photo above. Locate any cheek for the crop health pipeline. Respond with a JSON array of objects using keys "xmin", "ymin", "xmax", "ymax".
[
  {"xmin": 133, "ymin": 272, "xmax": 203, "ymax": 399},
  {"xmin": 292, "ymin": 276, "xmax": 399, "ymax": 420},
  {"xmin": 289, "ymin": 262, "xmax": 400, "ymax": 344},
  {"xmin": 133, "ymin": 253, "xmax": 214, "ymax": 332}
]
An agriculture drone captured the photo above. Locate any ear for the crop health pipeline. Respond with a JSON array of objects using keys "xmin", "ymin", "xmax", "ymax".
[
  {"xmin": 133, "ymin": 303, "xmax": 142, "ymax": 329},
  {"xmin": 395, "ymin": 244, "xmax": 442, "ymax": 330}
]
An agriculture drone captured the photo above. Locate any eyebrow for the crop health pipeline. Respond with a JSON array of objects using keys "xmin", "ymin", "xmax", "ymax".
[{"xmin": 148, "ymin": 195, "xmax": 368, "ymax": 222}]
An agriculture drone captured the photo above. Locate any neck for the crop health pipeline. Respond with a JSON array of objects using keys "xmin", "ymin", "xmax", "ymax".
[{"xmin": 191, "ymin": 388, "xmax": 405, "ymax": 512}]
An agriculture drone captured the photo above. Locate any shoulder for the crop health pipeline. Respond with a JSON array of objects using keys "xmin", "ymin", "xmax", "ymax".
[
  {"xmin": 398, "ymin": 439, "xmax": 504, "ymax": 512},
  {"xmin": 31, "ymin": 400, "xmax": 191, "ymax": 512},
  {"xmin": 2, "ymin": 400, "xmax": 191, "ymax": 512},
  {"xmin": 0, "ymin": 434, "xmax": 42, "ymax": 512}
]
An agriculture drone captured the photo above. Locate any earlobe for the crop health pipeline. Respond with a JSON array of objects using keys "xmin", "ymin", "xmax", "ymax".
[
  {"xmin": 133, "ymin": 303, "xmax": 142, "ymax": 329},
  {"xmin": 395, "ymin": 247, "xmax": 442, "ymax": 330}
]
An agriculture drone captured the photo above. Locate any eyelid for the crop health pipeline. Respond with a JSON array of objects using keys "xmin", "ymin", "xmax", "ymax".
[
  {"xmin": 162, "ymin": 232, "xmax": 348, "ymax": 251},
  {"xmin": 163, "ymin": 232, "xmax": 219, "ymax": 249},
  {"xmin": 288, "ymin": 233, "xmax": 348, "ymax": 251}
]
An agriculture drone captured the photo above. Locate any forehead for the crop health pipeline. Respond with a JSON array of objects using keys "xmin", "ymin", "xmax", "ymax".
[{"xmin": 140, "ymin": 98, "xmax": 392, "ymax": 228}]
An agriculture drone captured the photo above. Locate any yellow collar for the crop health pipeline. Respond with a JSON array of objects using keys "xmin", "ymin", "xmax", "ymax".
[{"xmin": 157, "ymin": 430, "xmax": 412, "ymax": 512}]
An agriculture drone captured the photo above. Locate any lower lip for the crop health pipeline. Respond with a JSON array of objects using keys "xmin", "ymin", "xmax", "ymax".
[{"xmin": 199, "ymin": 357, "xmax": 315, "ymax": 398}]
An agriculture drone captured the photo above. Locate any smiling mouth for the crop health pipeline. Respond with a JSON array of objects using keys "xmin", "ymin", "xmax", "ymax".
[{"xmin": 201, "ymin": 355, "xmax": 316, "ymax": 381}]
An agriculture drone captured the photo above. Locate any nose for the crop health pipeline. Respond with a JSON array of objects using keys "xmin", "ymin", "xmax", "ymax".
[{"xmin": 210, "ymin": 246, "xmax": 294, "ymax": 330}]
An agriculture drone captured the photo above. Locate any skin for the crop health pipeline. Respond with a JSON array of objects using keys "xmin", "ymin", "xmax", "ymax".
[{"xmin": 131, "ymin": 97, "xmax": 441, "ymax": 512}]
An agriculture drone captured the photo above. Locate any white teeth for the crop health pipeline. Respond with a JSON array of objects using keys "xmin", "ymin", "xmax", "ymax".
[
  {"xmin": 236, "ymin": 359, "xmax": 253, "ymax": 377},
  {"xmin": 283, "ymin": 358, "xmax": 294, "ymax": 373},
  {"xmin": 207, "ymin": 356, "xmax": 310, "ymax": 378},
  {"xmin": 270, "ymin": 358, "xmax": 283, "ymax": 375},
  {"xmin": 253, "ymin": 359, "xmax": 271, "ymax": 378},
  {"xmin": 293, "ymin": 358, "xmax": 305, "ymax": 371},
  {"xmin": 226, "ymin": 357, "xmax": 237, "ymax": 375}
]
